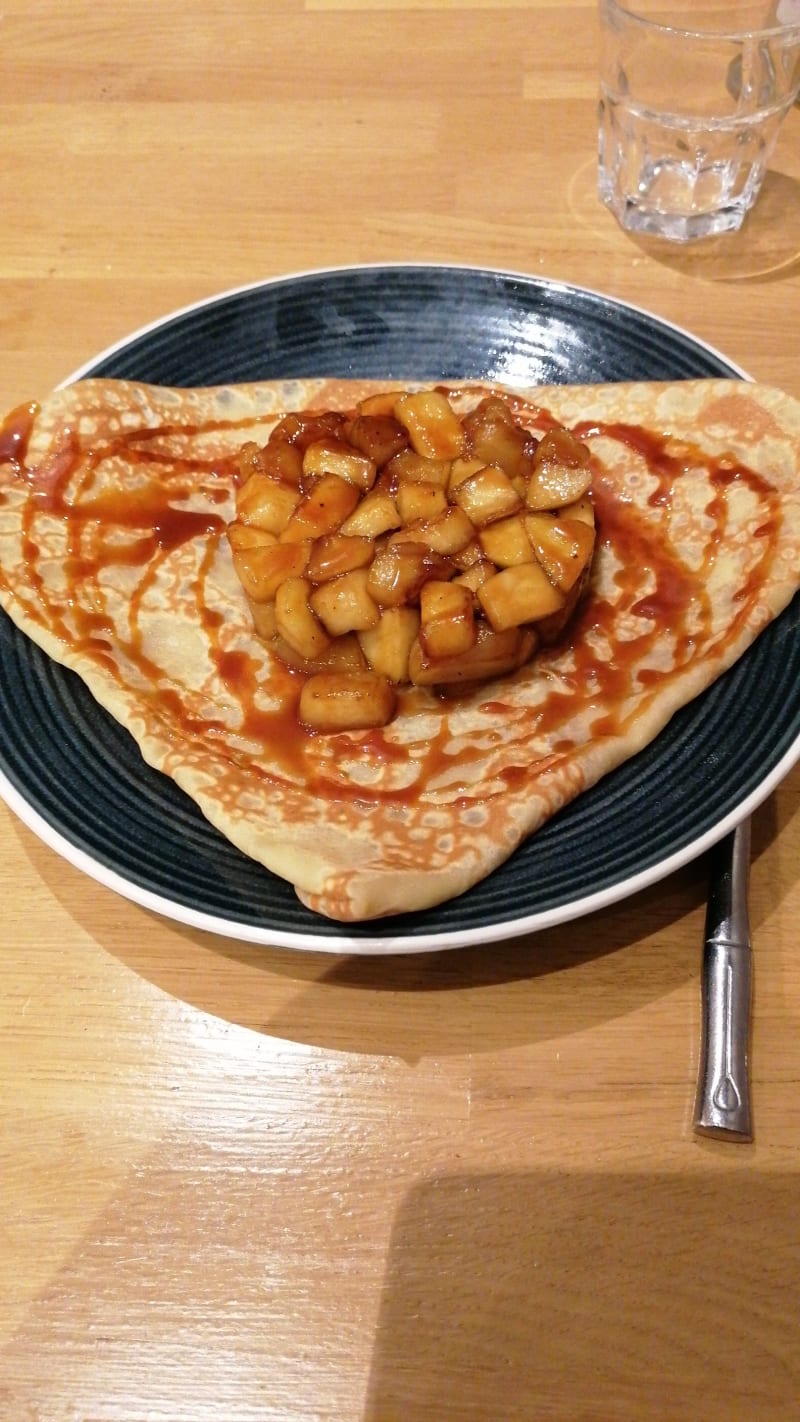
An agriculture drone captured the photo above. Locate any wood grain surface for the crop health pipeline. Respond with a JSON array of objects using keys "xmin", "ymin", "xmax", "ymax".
[{"xmin": 1, "ymin": 3, "xmax": 799, "ymax": 1418}]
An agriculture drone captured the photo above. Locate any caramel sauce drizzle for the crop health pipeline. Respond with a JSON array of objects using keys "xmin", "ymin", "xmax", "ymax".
[
  {"xmin": 0, "ymin": 399, "xmax": 782, "ymax": 810},
  {"xmin": 0, "ymin": 401, "xmax": 38, "ymax": 469}
]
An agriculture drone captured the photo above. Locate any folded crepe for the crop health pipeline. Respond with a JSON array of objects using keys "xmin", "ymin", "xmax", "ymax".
[{"xmin": 0, "ymin": 376, "xmax": 798, "ymax": 921}]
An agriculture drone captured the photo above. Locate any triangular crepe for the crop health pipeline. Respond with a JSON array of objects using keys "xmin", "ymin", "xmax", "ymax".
[{"xmin": 0, "ymin": 377, "xmax": 798, "ymax": 920}]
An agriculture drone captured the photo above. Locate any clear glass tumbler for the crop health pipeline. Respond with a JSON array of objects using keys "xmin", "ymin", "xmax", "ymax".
[{"xmin": 598, "ymin": 1, "xmax": 800, "ymax": 240}]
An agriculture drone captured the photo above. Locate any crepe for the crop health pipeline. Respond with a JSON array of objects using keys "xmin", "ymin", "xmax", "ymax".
[{"xmin": 0, "ymin": 376, "xmax": 798, "ymax": 921}]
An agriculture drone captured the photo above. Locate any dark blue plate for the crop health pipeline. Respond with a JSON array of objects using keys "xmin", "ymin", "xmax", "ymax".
[{"xmin": 1, "ymin": 265, "xmax": 798, "ymax": 951}]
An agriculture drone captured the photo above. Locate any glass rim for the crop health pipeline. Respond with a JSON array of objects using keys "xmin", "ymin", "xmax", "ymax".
[{"xmin": 602, "ymin": 0, "xmax": 800, "ymax": 43}]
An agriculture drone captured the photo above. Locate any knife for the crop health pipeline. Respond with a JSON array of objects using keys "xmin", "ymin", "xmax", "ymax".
[{"xmin": 692, "ymin": 819, "xmax": 754, "ymax": 1142}]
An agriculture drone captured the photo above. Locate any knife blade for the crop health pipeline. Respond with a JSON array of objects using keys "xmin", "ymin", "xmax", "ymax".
[{"xmin": 692, "ymin": 819, "xmax": 754, "ymax": 1142}]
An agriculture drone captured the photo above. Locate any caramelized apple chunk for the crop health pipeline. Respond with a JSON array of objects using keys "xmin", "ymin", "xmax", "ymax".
[
  {"xmin": 454, "ymin": 559, "xmax": 495, "ymax": 595},
  {"xmin": 525, "ymin": 428, "xmax": 592, "ymax": 509},
  {"xmin": 237, "ymin": 439, "xmax": 304, "ymax": 487},
  {"xmin": 227, "ymin": 386, "xmax": 596, "ymax": 730},
  {"xmin": 462, "ymin": 397, "xmax": 534, "ymax": 479},
  {"xmin": 309, "ymin": 568, "xmax": 381, "ymax": 635},
  {"xmin": 394, "ymin": 506, "xmax": 475, "ymax": 557},
  {"xmin": 306, "ymin": 533, "xmax": 374, "ymax": 584},
  {"xmin": 315, "ymin": 633, "xmax": 369, "ymax": 673},
  {"xmin": 356, "ymin": 390, "xmax": 409, "ymax": 417},
  {"xmin": 394, "ymin": 390, "xmax": 467, "ymax": 460},
  {"xmin": 269, "ymin": 409, "xmax": 347, "ymax": 451},
  {"xmin": 226, "ymin": 521, "xmax": 277, "ymax": 554},
  {"xmin": 299, "ymin": 672, "xmax": 397, "ymax": 732},
  {"xmin": 560, "ymin": 494, "xmax": 595, "ymax": 528},
  {"xmin": 478, "ymin": 514, "xmax": 535, "ymax": 568},
  {"xmin": 232, "ymin": 540, "xmax": 311, "ymax": 603},
  {"xmin": 340, "ymin": 489, "xmax": 401, "ymax": 538},
  {"xmin": 419, "ymin": 580, "xmax": 477, "ymax": 659},
  {"xmin": 409, "ymin": 624, "xmax": 537, "ymax": 687},
  {"xmin": 451, "ymin": 464, "xmax": 522, "ymax": 527},
  {"xmin": 396, "ymin": 480, "xmax": 448, "ymax": 525},
  {"xmin": 275, "ymin": 577, "xmax": 331, "ymax": 661},
  {"xmin": 367, "ymin": 541, "xmax": 455, "ymax": 608},
  {"xmin": 478, "ymin": 563, "xmax": 566, "ymax": 632},
  {"xmin": 386, "ymin": 448, "xmax": 452, "ymax": 489},
  {"xmin": 524, "ymin": 513, "xmax": 596, "ymax": 592},
  {"xmin": 280, "ymin": 474, "xmax": 360, "ymax": 543},
  {"xmin": 344, "ymin": 414, "xmax": 409, "ymax": 467},
  {"xmin": 236, "ymin": 473, "xmax": 300, "ymax": 534},
  {"xmin": 358, "ymin": 606, "xmax": 420, "ymax": 684},
  {"xmin": 302, "ymin": 438, "xmax": 377, "ymax": 493}
]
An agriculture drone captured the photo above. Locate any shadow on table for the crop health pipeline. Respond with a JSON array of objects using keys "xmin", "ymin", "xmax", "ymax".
[
  {"xmin": 626, "ymin": 170, "xmax": 800, "ymax": 285},
  {"xmin": 569, "ymin": 159, "xmax": 800, "ymax": 283},
  {"xmin": 16, "ymin": 791, "xmax": 790, "ymax": 1057},
  {"xmin": 364, "ymin": 1166, "xmax": 800, "ymax": 1421},
  {"xmin": 19, "ymin": 819, "xmax": 711, "ymax": 1057}
]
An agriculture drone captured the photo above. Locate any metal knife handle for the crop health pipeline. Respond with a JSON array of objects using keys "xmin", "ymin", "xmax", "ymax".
[{"xmin": 693, "ymin": 822, "xmax": 754, "ymax": 1142}]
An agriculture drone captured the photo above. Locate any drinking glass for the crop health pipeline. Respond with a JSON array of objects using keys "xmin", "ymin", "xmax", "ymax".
[{"xmin": 598, "ymin": 0, "xmax": 800, "ymax": 240}]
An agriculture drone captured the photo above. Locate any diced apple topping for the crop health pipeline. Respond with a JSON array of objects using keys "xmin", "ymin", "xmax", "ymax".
[
  {"xmin": 393, "ymin": 505, "xmax": 475, "ymax": 557},
  {"xmin": 395, "ymin": 480, "xmax": 448, "ymax": 525},
  {"xmin": 226, "ymin": 522, "xmax": 277, "ymax": 554},
  {"xmin": 306, "ymin": 533, "xmax": 374, "ymax": 584},
  {"xmin": 231, "ymin": 540, "xmax": 311, "ymax": 603},
  {"xmin": 299, "ymin": 672, "xmax": 397, "ymax": 732},
  {"xmin": 302, "ymin": 438, "xmax": 377, "ymax": 493},
  {"xmin": 315, "ymin": 633, "xmax": 368, "ymax": 673},
  {"xmin": 478, "ymin": 514, "xmax": 536, "ymax": 568},
  {"xmin": 343, "ymin": 414, "xmax": 409, "ymax": 467},
  {"xmin": 275, "ymin": 577, "xmax": 331, "ymax": 661},
  {"xmin": 227, "ymin": 386, "xmax": 595, "ymax": 731},
  {"xmin": 454, "ymin": 559, "xmax": 495, "ymax": 595},
  {"xmin": 525, "ymin": 427, "xmax": 593, "ymax": 509},
  {"xmin": 309, "ymin": 568, "xmax": 381, "ymax": 636},
  {"xmin": 462, "ymin": 397, "xmax": 534, "ymax": 479},
  {"xmin": 340, "ymin": 489, "xmax": 401, "ymax": 538},
  {"xmin": 478, "ymin": 562, "xmax": 566, "ymax": 632},
  {"xmin": 367, "ymin": 541, "xmax": 455, "ymax": 608},
  {"xmin": 237, "ymin": 439, "xmax": 304, "ymax": 488},
  {"xmin": 247, "ymin": 596, "xmax": 278, "ymax": 641},
  {"xmin": 280, "ymin": 473, "xmax": 360, "ymax": 543},
  {"xmin": 237, "ymin": 472, "xmax": 301, "ymax": 534},
  {"xmin": 394, "ymin": 390, "xmax": 467, "ymax": 460},
  {"xmin": 523, "ymin": 513, "xmax": 596, "ymax": 592},
  {"xmin": 409, "ymin": 623, "xmax": 537, "ymax": 687},
  {"xmin": 419, "ymin": 579, "xmax": 477, "ymax": 660},
  {"xmin": 451, "ymin": 463, "xmax": 522, "ymax": 527},
  {"xmin": 386, "ymin": 448, "xmax": 452, "ymax": 489},
  {"xmin": 358, "ymin": 606, "xmax": 420, "ymax": 683}
]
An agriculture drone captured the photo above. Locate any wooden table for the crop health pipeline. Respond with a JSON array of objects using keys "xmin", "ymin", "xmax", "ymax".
[{"xmin": 2, "ymin": 4, "xmax": 799, "ymax": 1418}]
